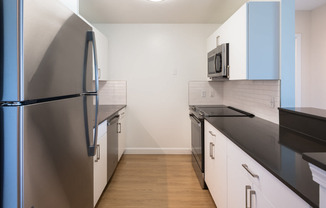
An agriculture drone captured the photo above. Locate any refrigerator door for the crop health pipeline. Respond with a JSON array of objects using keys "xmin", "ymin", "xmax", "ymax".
[
  {"xmin": 1, "ymin": 0, "xmax": 95, "ymax": 102},
  {"xmin": 1, "ymin": 96, "xmax": 96, "ymax": 208},
  {"xmin": 23, "ymin": 96, "xmax": 95, "ymax": 208}
]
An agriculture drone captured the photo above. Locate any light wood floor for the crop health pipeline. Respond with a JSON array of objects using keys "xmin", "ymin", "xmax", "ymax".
[{"xmin": 96, "ymin": 154, "xmax": 216, "ymax": 208}]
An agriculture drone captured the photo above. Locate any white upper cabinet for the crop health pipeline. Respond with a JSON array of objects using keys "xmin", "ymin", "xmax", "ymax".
[
  {"xmin": 207, "ymin": 2, "xmax": 280, "ymax": 80},
  {"xmin": 93, "ymin": 27, "xmax": 108, "ymax": 80}
]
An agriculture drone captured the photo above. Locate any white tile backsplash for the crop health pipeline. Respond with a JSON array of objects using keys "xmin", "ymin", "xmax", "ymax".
[
  {"xmin": 223, "ymin": 80, "xmax": 280, "ymax": 124},
  {"xmin": 188, "ymin": 81, "xmax": 223, "ymax": 105},
  {"xmin": 188, "ymin": 80, "xmax": 280, "ymax": 124},
  {"xmin": 96, "ymin": 80, "xmax": 127, "ymax": 105}
]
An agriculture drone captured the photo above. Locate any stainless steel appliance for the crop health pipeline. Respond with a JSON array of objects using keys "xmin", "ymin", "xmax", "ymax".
[
  {"xmin": 107, "ymin": 113, "xmax": 120, "ymax": 181},
  {"xmin": 189, "ymin": 105, "xmax": 254, "ymax": 189},
  {"xmin": 1, "ymin": 0, "xmax": 99, "ymax": 207},
  {"xmin": 207, "ymin": 43, "xmax": 230, "ymax": 79}
]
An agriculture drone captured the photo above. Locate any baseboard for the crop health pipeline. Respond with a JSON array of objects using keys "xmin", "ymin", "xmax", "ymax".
[{"xmin": 124, "ymin": 148, "xmax": 191, "ymax": 154}]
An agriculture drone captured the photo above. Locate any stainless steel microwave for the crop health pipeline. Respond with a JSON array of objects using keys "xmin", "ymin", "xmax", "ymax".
[{"xmin": 207, "ymin": 43, "xmax": 229, "ymax": 79}]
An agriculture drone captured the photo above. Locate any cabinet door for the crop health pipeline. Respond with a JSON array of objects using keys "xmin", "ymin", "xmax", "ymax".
[
  {"xmin": 93, "ymin": 120, "xmax": 108, "ymax": 206},
  {"xmin": 118, "ymin": 108, "xmax": 126, "ymax": 161},
  {"xmin": 93, "ymin": 133, "xmax": 108, "ymax": 206},
  {"xmin": 213, "ymin": 128, "xmax": 228, "ymax": 208},
  {"xmin": 252, "ymin": 185, "xmax": 275, "ymax": 208},
  {"xmin": 221, "ymin": 3, "xmax": 247, "ymax": 80},
  {"xmin": 204, "ymin": 121, "xmax": 216, "ymax": 196},
  {"xmin": 228, "ymin": 154, "xmax": 252, "ymax": 208},
  {"xmin": 205, "ymin": 121, "xmax": 227, "ymax": 208}
]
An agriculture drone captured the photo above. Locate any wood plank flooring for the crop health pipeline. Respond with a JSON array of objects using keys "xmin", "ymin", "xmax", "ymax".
[{"xmin": 96, "ymin": 154, "xmax": 216, "ymax": 208}]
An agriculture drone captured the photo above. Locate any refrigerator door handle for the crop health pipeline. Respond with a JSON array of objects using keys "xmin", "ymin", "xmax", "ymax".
[
  {"xmin": 84, "ymin": 95, "xmax": 99, "ymax": 157},
  {"xmin": 83, "ymin": 30, "xmax": 99, "ymax": 94},
  {"xmin": 90, "ymin": 95, "xmax": 99, "ymax": 156}
]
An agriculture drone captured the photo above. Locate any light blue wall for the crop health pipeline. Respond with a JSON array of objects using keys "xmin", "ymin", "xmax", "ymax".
[
  {"xmin": 247, "ymin": 2, "xmax": 280, "ymax": 80},
  {"xmin": 281, "ymin": 0, "xmax": 295, "ymax": 107}
]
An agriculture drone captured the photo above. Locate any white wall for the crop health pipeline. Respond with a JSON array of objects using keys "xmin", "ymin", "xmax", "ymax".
[
  {"xmin": 295, "ymin": 11, "xmax": 312, "ymax": 107},
  {"xmin": 59, "ymin": 0, "xmax": 79, "ymax": 14},
  {"xmin": 295, "ymin": 3, "xmax": 326, "ymax": 109},
  {"xmin": 94, "ymin": 24, "xmax": 218, "ymax": 154},
  {"xmin": 310, "ymin": 3, "xmax": 326, "ymax": 109}
]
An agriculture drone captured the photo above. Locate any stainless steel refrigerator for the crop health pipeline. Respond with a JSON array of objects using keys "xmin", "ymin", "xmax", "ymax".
[{"xmin": 1, "ymin": 0, "xmax": 100, "ymax": 207}]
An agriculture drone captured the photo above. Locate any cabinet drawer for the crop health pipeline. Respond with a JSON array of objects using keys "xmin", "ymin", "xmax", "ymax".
[{"xmin": 227, "ymin": 140, "xmax": 261, "ymax": 185}]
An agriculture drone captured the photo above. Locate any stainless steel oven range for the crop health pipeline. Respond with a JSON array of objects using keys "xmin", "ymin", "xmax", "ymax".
[{"xmin": 189, "ymin": 105, "xmax": 254, "ymax": 189}]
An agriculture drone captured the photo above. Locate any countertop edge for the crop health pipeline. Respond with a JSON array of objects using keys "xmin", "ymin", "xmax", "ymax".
[
  {"xmin": 303, "ymin": 153, "xmax": 326, "ymax": 172},
  {"xmin": 98, "ymin": 105, "xmax": 126, "ymax": 124}
]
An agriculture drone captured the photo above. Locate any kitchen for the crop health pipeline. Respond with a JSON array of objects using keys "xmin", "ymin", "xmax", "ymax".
[{"xmin": 1, "ymin": 0, "xmax": 326, "ymax": 207}]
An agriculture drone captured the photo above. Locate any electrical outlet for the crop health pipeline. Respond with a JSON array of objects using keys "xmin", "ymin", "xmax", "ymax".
[
  {"xmin": 270, "ymin": 97, "xmax": 275, "ymax": 108},
  {"xmin": 201, "ymin": 90, "xmax": 206, "ymax": 98},
  {"xmin": 172, "ymin": 68, "xmax": 178, "ymax": 76}
]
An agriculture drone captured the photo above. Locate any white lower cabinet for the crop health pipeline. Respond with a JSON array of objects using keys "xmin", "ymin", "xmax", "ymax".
[
  {"xmin": 205, "ymin": 121, "xmax": 227, "ymax": 208},
  {"xmin": 118, "ymin": 108, "xmax": 126, "ymax": 161},
  {"xmin": 205, "ymin": 121, "xmax": 311, "ymax": 208},
  {"xmin": 227, "ymin": 141, "xmax": 274, "ymax": 208},
  {"xmin": 94, "ymin": 120, "xmax": 108, "ymax": 207}
]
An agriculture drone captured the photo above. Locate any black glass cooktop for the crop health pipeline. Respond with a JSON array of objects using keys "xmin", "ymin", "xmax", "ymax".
[{"xmin": 196, "ymin": 106, "xmax": 254, "ymax": 117}]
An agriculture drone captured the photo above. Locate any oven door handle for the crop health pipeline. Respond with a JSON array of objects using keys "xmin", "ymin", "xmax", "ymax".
[{"xmin": 189, "ymin": 114, "xmax": 201, "ymax": 127}]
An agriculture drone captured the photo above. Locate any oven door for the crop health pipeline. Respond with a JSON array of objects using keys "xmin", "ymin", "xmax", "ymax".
[{"xmin": 189, "ymin": 114, "xmax": 204, "ymax": 172}]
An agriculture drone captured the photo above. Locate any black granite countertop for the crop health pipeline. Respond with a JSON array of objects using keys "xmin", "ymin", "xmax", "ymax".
[
  {"xmin": 205, "ymin": 116, "xmax": 326, "ymax": 208},
  {"xmin": 98, "ymin": 105, "xmax": 126, "ymax": 124}
]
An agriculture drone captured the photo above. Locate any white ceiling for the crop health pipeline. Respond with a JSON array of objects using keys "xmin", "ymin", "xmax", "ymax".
[
  {"xmin": 79, "ymin": 0, "xmax": 247, "ymax": 24},
  {"xmin": 295, "ymin": 0, "xmax": 326, "ymax": 10},
  {"xmin": 79, "ymin": 0, "xmax": 326, "ymax": 24}
]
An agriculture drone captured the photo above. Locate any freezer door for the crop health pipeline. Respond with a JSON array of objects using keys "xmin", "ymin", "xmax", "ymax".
[
  {"xmin": 1, "ymin": 0, "xmax": 95, "ymax": 102},
  {"xmin": 21, "ymin": 96, "xmax": 95, "ymax": 208}
]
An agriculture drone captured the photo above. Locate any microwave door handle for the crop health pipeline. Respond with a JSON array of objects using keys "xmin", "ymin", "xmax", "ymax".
[
  {"xmin": 215, "ymin": 54, "xmax": 218, "ymax": 72},
  {"xmin": 215, "ymin": 54, "xmax": 222, "ymax": 73}
]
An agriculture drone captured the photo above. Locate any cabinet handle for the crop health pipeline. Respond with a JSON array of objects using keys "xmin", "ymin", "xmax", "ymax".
[
  {"xmin": 209, "ymin": 142, "xmax": 212, "ymax": 159},
  {"xmin": 118, "ymin": 123, "xmax": 122, "ymax": 133},
  {"xmin": 242, "ymin": 164, "xmax": 259, "ymax": 179},
  {"xmin": 209, "ymin": 131, "xmax": 216, "ymax": 137},
  {"xmin": 245, "ymin": 185, "xmax": 251, "ymax": 208},
  {"xmin": 95, "ymin": 144, "xmax": 100, "ymax": 162},
  {"xmin": 209, "ymin": 142, "xmax": 215, "ymax": 159},
  {"xmin": 211, "ymin": 143, "xmax": 215, "ymax": 159},
  {"xmin": 250, "ymin": 190, "xmax": 256, "ymax": 208}
]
